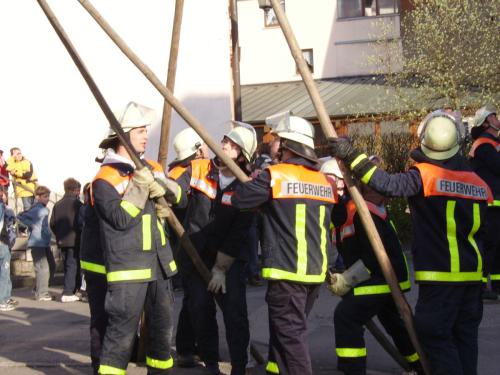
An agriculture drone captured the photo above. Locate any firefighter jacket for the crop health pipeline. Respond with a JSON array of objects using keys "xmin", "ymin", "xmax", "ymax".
[
  {"xmin": 79, "ymin": 201, "xmax": 106, "ymax": 276},
  {"xmin": 92, "ymin": 153, "xmax": 185, "ymax": 284},
  {"xmin": 206, "ymin": 178, "xmax": 255, "ymax": 261},
  {"xmin": 6, "ymin": 156, "xmax": 37, "ymax": 198},
  {"xmin": 354, "ymin": 149, "xmax": 492, "ymax": 285},
  {"xmin": 177, "ymin": 159, "xmax": 220, "ymax": 272},
  {"xmin": 232, "ymin": 157, "xmax": 337, "ymax": 284},
  {"xmin": 334, "ymin": 198, "xmax": 410, "ymax": 296},
  {"xmin": 469, "ymin": 133, "xmax": 500, "ymax": 207}
]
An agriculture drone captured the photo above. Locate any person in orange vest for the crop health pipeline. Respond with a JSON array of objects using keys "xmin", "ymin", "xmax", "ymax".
[
  {"xmin": 92, "ymin": 102, "xmax": 185, "ymax": 375},
  {"xmin": 329, "ymin": 155, "xmax": 422, "ymax": 375},
  {"xmin": 469, "ymin": 105, "xmax": 500, "ymax": 300},
  {"xmin": 330, "ymin": 110, "xmax": 491, "ymax": 375},
  {"xmin": 232, "ymin": 113, "xmax": 338, "ymax": 375},
  {"xmin": 167, "ymin": 127, "xmax": 209, "ymax": 368},
  {"xmin": 173, "ymin": 122, "xmax": 257, "ymax": 375}
]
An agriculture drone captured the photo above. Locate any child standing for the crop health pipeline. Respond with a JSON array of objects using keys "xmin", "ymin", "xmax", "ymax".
[{"xmin": 18, "ymin": 185, "xmax": 55, "ymax": 301}]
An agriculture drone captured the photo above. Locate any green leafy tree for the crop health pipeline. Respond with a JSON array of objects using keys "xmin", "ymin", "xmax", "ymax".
[{"xmin": 370, "ymin": 0, "xmax": 499, "ymax": 120}]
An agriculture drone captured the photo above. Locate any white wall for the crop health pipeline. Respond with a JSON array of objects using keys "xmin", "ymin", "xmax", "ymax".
[
  {"xmin": 1, "ymin": 0, "xmax": 233, "ymax": 195},
  {"xmin": 238, "ymin": 0, "xmax": 400, "ymax": 84}
]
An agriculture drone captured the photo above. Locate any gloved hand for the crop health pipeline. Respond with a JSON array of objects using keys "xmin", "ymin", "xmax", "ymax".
[
  {"xmin": 149, "ymin": 179, "xmax": 167, "ymax": 199},
  {"xmin": 328, "ymin": 137, "xmax": 354, "ymax": 160},
  {"xmin": 133, "ymin": 167, "xmax": 155, "ymax": 185},
  {"xmin": 326, "ymin": 271, "xmax": 352, "ymax": 296},
  {"xmin": 122, "ymin": 167, "xmax": 154, "ymax": 210},
  {"xmin": 152, "ymin": 177, "xmax": 182, "ymax": 204},
  {"xmin": 207, "ymin": 252, "xmax": 235, "ymax": 294},
  {"xmin": 155, "ymin": 202, "xmax": 170, "ymax": 219}
]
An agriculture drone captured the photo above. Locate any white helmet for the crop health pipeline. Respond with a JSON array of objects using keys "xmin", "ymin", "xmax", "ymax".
[
  {"xmin": 473, "ymin": 105, "xmax": 497, "ymax": 128},
  {"xmin": 225, "ymin": 121, "xmax": 257, "ymax": 162},
  {"xmin": 173, "ymin": 128, "xmax": 204, "ymax": 161},
  {"xmin": 99, "ymin": 102, "xmax": 156, "ymax": 148},
  {"xmin": 417, "ymin": 110, "xmax": 463, "ymax": 160},
  {"xmin": 320, "ymin": 158, "xmax": 343, "ymax": 179}
]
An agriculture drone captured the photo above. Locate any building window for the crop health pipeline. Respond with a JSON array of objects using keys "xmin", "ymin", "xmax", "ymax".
[
  {"xmin": 338, "ymin": 0, "xmax": 399, "ymax": 19},
  {"xmin": 296, "ymin": 49, "xmax": 314, "ymax": 74},
  {"xmin": 264, "ymin": 0, "xmax": 285, "ymax": 27}
]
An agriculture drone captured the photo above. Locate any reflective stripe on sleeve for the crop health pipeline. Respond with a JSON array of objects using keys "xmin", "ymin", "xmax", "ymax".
[
  {"xmin": 261, "ymin": 268, "xmax": 326, "ymax": 283},
  {"xmin": 488, "ymin": 200, "xmax": 500, "ymax": 207},
  {"xmin": 350, "ymin": 154, "xmax": 368, "ymax": 169},
  {"xmin": 120, "ymin": 200, "xmax": 140, "ymax": 218},
  {"xmin": 361, "ymin": 166, "xmax": 377, "ymax": 184}
]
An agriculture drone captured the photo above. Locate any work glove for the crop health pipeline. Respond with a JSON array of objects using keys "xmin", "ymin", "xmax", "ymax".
[
  {"xmin": 326, "ymin": 271, "xmax": 352, "ymax": 296},
  {"xmin": 152, "ymin": 177, "xmax": 182, "ymax": 204},
  {"xmin": 328, "ymin": 137, "xmax": 376, "ymax": 180},
  {"xmin": 328, "ymin": 136, "xmax": 354, "ymax": 160},
  {"xmin": 122, "ymin": 167, "xmax": 154, "ymax": 210},
  {"xmin": 207, "ymin": 252, "xmax": 235, "ymax": 294},
  {"xmin": 155, "ymin": 202, "xmax": 170, "ymax": 219}
]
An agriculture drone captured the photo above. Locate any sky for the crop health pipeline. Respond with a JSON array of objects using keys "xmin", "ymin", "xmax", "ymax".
[{"xmin": 1, "ymin": 0, "xmax": 232, "ymax": 196}]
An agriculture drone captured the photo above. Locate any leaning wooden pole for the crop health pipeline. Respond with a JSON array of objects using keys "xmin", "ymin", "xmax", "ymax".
[
  {"xmin": 157, "ymin": 0, "xmax": 184, "ymax": 169},
  {"xmin": 268, "ymin": 1, "xmax": 430, "ymax": 373}
]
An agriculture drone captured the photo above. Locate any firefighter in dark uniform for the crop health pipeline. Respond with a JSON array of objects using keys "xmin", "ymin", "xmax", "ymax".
[
  {"xmin": 469, "ymin": 105, "xmax": 500, "ymax": 300},
  {"xmin": 330, "ymin": 110, "xmax": 492, "ymax": 375},
  {"xmin": 79, "ymin": 181, "xmax": 108, "ymax": 375},
  {"xmin": 329, "ymin": 157, "xmax": 422, "ymax": 375},
  {"xmin": 174, "ymin": 122, "xmax": 257, "ymax": 375},
  {"xmin": 93, "ymin": 102, "xmax": 186, "ymax": 375},
  {"xmin": 232, "ymin": 114, "xmax": 337, "ymax": 375},
  {"xmin": 167, "ymin": 127, "xmax": 209, "ymax": 368}
]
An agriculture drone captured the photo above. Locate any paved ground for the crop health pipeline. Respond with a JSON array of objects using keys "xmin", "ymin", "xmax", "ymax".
[{"xmin": 1, "ymin": 275, "xmax": 499, "ymax": 375}]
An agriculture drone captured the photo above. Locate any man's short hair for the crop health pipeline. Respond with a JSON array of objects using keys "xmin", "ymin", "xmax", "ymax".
[
  {"xmin": 10, "ymin": 147, "xmax": 20, "ymax": 155},
  {"xmin": 35, "ymin": 185, "xmax": 50, "ymax": 197},
  {"xmin": 63, "ymin": 178, "xmax": 81, "ymax": 193}
]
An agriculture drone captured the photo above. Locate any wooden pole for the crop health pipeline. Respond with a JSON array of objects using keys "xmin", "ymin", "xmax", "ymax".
[
  {"xmin": 268, "ymin": 1, "xmax": 430, "ymax": 373},
  {"xmin": 157, "ymin": 0, "xmax": 184, "ymax": 169},
  {"xmin": 229, "ymin": 0, "xmax": 242, "ymax": 121}
]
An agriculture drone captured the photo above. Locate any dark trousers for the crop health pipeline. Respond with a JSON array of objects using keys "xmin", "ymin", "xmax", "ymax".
[
  {"xmin": 334, "ymin": 293, "xmax": 421, "ymax": 375},
  {"xmin": 175, "ymin": 282, "xmax": 197, "ymax": 356},
  {"xmin": 86, "ymin": 272, "xmax": 108, "ymax": 375},
  {"xmin": 61, "ymin": 247, "xmax": 81, "ymax": 296},
  {"xmin": 265, "ymin": 281, "xmax": 320, "ymax": 375},
  {"xmin": 99, "ymin": 278, "xmax": 174, "ymax": 374},
  {"xmin": 483, "ymin": 209, "xmax": 500, "ymax": 289},
  {"xmin": 414, "ymin": 284, "xmax": 483, "ymax": 375},
  {"xmin": 182, "ymin": 260, "xmax": 249, "ymax": 373}
]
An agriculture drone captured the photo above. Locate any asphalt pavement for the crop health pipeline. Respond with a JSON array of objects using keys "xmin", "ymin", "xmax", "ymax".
[{"xmin": 1, "ymin": 275, "xmax": 499, "ymax": 375}]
